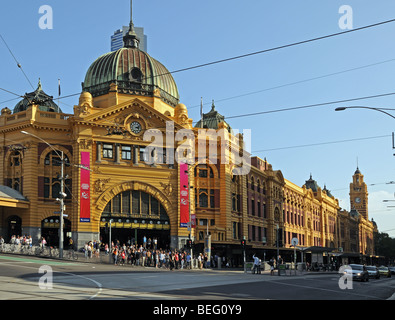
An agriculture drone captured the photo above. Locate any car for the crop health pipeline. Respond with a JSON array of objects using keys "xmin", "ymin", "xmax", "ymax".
[
  {"xmin": 378, "ymin": 266, "xmax": 392, "ymax": 278},
  {"xmin": 366, "ymin": 266, "xmax": 380, "ymax": 279},
  {"xmin": 388, "ymin": 266, "xmax": 395, "ymax": 275},
  {"xmin": 343, "ymin": 264, "xmax": 369, "ymax": 282}
]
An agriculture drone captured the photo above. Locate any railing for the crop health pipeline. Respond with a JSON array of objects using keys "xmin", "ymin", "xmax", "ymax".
[
  {"xmin": 84, "ymin": 80, "xmax": 179, "ymax": 107},
  {"xmin": 0, "ymin": 243, "xmax": 59, "ymax": 258}
]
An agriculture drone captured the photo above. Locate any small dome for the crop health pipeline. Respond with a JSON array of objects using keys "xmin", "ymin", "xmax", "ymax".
[
  {"xmin": 304, "ymin": 174, "xmax": 319, "ymax": 192},
  {"xmin": 13, "ymin": 80, "xmax": 61, "ymax": 114},
  {"xmin": 82, "ymin": 47, "xmax": 179, "ymax": 107},
  {"xmin": 195, "ymin": 101, "xmax": 232, "ymax": 132},
  {"xmin": 174, "ymin": 103, "xmax": 188, "ymax": 117}
]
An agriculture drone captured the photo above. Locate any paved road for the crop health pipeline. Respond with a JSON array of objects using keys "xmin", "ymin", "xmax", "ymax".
[{"xmin": 0, "ymin": 253, "xmax": 394, "ymax": 301}]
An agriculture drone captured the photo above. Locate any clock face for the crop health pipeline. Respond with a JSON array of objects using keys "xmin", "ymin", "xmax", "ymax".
[
  {"xmin": 130, "ymin": 121, "xmax": 142, "ymax": 134},
  {"xmin": 355, "ymin": 197, "xmax": 361, "ymax": 203}
]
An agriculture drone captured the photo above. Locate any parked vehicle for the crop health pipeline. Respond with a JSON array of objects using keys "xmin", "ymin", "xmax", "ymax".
[
  {"xmin": 388, "ymin": 266, "xmax": 395, "ymax": 275},
  {"xmin": 366, "ymin": 266, "xmax": 380, "ymax": 279},
  {"xmin": 378, "ymin": 266, "xmax": 392, "ymax": 278},
  {"xmin": 343, "ymin": 264, "xmax": 369, "ymax": 282}
]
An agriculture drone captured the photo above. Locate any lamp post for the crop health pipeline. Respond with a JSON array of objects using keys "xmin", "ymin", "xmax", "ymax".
[
  {"xmin": 336, "ymin": 106, "xmax": 395, "ymax": 154},
  {"xmin": 21, "ymin": 131, "xmax": 67, "ymax": 258},
  {"xmin": 335, "ymin": 106, "xmax": 395, "ymax": 120}
]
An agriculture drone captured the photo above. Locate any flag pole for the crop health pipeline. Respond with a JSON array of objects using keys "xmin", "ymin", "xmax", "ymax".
[
  {"xmin": 58, "ymin": 78, "xmax": 61, "ymax": 110},
  {"xmin": 200, "ymin": 97, "xmax": 203, "ymax": 128}
]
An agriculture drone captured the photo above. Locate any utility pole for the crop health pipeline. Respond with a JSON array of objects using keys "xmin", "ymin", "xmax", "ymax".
[{"xmin": 59, "ymin": 150, "xmax": 66, "ymax": 259}]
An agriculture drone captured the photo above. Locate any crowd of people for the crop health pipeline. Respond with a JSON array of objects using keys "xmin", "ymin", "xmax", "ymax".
[
  {"xmin": 79, "ymin": 238, "xmax": 223, "ymax": 270},
  {"xmin": 2, "ymin": 235, "xmax": 33, "ymax": 246}
]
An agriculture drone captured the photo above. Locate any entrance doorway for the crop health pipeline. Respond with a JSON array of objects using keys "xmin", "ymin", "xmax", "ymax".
[
  {"xmin": 41, "ymin": 216, "xmax": 71, "ymax": 248},
  {"xmin": 7, "ymin": 215, "xmax": 22, "ymax": 241},
  {"xmin": 100, "ymin": 189, "xmax": 171, "ymax": 250},
  {"xmin": 100, "ymin": 227, "xmax": 170, "ymax": 250}
]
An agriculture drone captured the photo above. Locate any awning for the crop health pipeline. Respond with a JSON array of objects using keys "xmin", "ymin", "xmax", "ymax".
[
  {"xmin": 0, "ymin": 186, "xmax": 29, "ymax": 209},
  {"xmin": 304, "ymin": 246, "xmax": 335, "ymax": 253}
]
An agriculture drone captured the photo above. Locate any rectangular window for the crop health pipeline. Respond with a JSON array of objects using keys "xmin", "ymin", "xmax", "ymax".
[
  {"xmin": 233, "ymin": 222, "xmax": 237, "ymax": 239},
  {"xmin": 199, "ymin": 193, "xmax": 208, "ymax": 208},
  {"xmin": 44, "ymin": 177, "xmax": 50, "ymax": 198},
  {"xmin": 151, "ymin": 196, "xmax": 159, "ymax": 216},
  {"xmin": 132, "ymin": 190, "xmax": 140, "ymax": 214},
  {"xmin": 199, "ymin": 169, "xmax": 208, "ymax": 178},
  {"xmin": 103, "ymin": 144, "xmax": 113, "ymax": 159},
  {"xmin": 113, "ymin": 194, "xmax": 121, "ymax": 213},
  {"xmin": 139, "ymin": 146, "xmax": 147, "ymax": 162},
  {"xmin": 121, "ymin": 145, "xmax": 132, "ymax": 160},
  {"xmin": 141, "ymin": 192, "xmax": 149, "ymax": 215},
  {"xmin": 122, "ymin": 191, "xmax": 130, "ymax": 214}
]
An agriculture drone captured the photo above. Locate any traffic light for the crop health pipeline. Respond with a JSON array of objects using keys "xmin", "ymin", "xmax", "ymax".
[
  {"xmin": 241, "ymin": 239, "xmax": 246, "ymax": 249},
  {"xmin": 186, "ymin": 239, "xmax": 193, "ymax": 248}
]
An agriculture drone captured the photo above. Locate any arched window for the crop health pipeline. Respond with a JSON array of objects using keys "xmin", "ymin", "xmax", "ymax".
[
  {"xmin": 195, "ymin": 164, "xmax": 217, "ymax": 209},
  {"xmin": 102, "ymin": 190, "xmax": 169, "ymax": 222},
  {"xmin": 41, "ymin": 150, "xmax": 72, "ymax": 199},
  {"xmin": 6, "ymin": 150, "xmax": 23, "ymax": 193}
]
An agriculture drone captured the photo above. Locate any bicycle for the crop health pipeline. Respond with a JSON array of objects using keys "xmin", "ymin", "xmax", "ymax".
[{"xmin": 65, "ymin": 249, "xmax": 78, "ymax": 260}]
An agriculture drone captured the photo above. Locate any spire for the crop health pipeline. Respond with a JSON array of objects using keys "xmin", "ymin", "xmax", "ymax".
[
  {"xmin": 37, "ymin": 78, "xmax": 42, "ymax": 91},
  {"xmin": 123, "ymin": 0, "xmax": 140, "ymax": 48}
]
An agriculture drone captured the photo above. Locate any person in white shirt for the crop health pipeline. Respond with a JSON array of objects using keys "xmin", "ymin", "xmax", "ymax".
[{"xmin": 253, "ymin": 254, "xmax": 261, "ymax": 274}]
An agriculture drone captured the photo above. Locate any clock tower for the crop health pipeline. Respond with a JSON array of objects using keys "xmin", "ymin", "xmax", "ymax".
[{"xmin": 349, "ymin": 167, "xmax": 368, "ymax": 219}]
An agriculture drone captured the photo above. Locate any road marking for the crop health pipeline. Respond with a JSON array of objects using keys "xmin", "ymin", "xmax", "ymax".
[
  {"xmin": 271, "ymin": 278, "xmax": 382, "ymax": 299},
  {"xmin": 0, "ymin": 258, "xmax": 102, "ymax": 300},
  {"xmin": 0, "ymin": 254, "xmax": 80, "ymax": 266}
]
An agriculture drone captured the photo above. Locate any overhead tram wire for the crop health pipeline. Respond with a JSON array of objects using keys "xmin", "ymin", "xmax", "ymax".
[
  {"xmin": 141, "ymin": 17, "xmax": 395, "ymax": 82},
  {"xmin": 16, "ymin": 17, "xmax": 395, "ymax": 110},
  {"xmin": 252, "ymin": 134, "xmax": 391, "ymax": 153},
  {"xmin": 0, "ymin": 33, "xmax": 34, "ymax": 91},
  {"xmin": 222, "ymin": 91, "xmax": 395, "ymax": 121},
  {"xmin": 188, "ymin": 57, "xmax": 395, "ymax": 110}
]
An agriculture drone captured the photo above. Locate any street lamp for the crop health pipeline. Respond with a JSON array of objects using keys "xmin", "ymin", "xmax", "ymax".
[
  {"xmin": 335, "ymin": 106, "xmax": 395, "ymax": 120},
  {"xmin": 336, "ymin": 106, "xmax": 395, "ymax": 155},
  {"xmin": 21, "ymin": 131, "xmax": 67, "ymax": 258}
]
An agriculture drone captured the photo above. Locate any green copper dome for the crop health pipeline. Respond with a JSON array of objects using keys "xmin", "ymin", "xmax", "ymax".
[
  {"xmin": 82, "ymin": 47, "xmax": 180, "ymax": 107},
  {"xmin": 13, "ymin": 80, "xmax": 61, "ymax": 114},
  {"xmin": 195, "ymin": 101, "xmax": 232, "ymax": 132}
]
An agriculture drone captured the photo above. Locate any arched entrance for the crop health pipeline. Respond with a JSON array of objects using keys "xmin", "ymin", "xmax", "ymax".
[
  {"xmin": 41, "ymin": 216, "xmax": 71, "ymax": 248},
  {"xmin": 7, "ymin": 215, "xmax": 22, "ymax": 240},
  {"xmin": 100, "ymin": 189, "xmax": 170, "ymax": 249}
]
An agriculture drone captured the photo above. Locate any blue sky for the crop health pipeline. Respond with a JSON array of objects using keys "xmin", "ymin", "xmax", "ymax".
[{"xmin": 1, "ymin": 0, "xmax": 395, "ymax": 237}]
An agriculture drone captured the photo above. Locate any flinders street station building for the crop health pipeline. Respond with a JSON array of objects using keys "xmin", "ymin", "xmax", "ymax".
[{"xmin": 0, "ymin": 15, "xmax": 377, "ymax": 265}]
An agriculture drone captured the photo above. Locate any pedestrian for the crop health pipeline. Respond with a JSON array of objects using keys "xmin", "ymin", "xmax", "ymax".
[
  {"xmin": 198, "ymin": 253, "xmax": 202, "ymax": 269},
  {"xmin": 186, "ymin": 252, "xmax": 191, "ymax": 269},
  {"xmin": 269, "ymin": 257, "xmax": 275, "ymax": 276},
  {"xmin": 252, "ymin": 254, "xmax": 261, "ymax": 274},
  {"xmin": 113, "ymin": 247, "xmax": 118, "ymax": 265}
]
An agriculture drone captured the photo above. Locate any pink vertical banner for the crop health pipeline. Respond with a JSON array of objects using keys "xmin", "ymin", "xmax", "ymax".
[
  {"xmin": 179, "ymin": 162, "xmax": 189, "ymax": 228},
  {"xmin": 80, "ymin": 152, "xmax": 91, "ymax": 222}
]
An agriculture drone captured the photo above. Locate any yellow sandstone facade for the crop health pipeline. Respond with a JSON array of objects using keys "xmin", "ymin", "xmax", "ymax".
[{"xmin": 0, "ymin": 13, "xmax": 376, "ymax": 263}]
